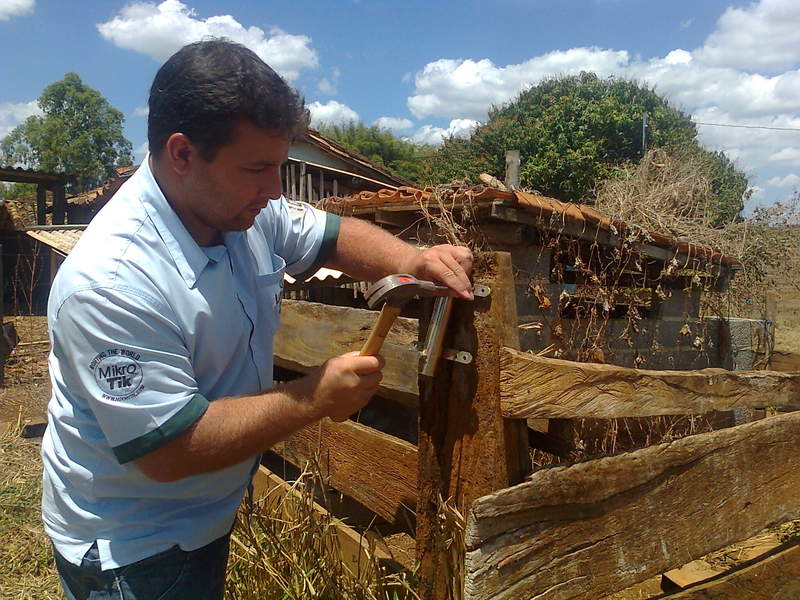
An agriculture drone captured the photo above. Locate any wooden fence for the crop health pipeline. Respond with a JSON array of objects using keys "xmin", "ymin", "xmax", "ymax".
[{"xmin": 258, "ymin": 251, "xmax": 800, "ymax": 600}]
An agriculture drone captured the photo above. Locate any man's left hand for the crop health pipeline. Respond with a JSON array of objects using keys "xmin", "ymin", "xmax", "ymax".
[{"xmin": 402, "ymin": 244, "xmax": 474, "ymax": 300}]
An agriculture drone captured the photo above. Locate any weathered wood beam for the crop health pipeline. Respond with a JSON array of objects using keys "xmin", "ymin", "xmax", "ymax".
[
  {"xmin": 271, "ymin": 418, "xmax": 417, "ymax": 526},
  {"xmin": 499, "ymin": 347, "xmax": 800, "ymax": 419},
  {"xmin": 416, "ymin": 252, "xmax": 530, "ymax": 600},
  {"xmin": 463, "ymin": 412, "xmax": 800, "ymax": 600},
  {"xmin": 248, "ymin": 465, "xmax": 390, "ymax": 575},
  {"xmin": 274, "ymin": 300, "xmax": 420, "ymax": 406},
  {"xmin": 667, "ymin": 543, "xmax": 800, "ymax": 599}
]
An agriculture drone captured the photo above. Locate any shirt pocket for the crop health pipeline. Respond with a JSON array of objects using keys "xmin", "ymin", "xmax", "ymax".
[{"xmin": 254, "ymin": 254, "xmax": 286, "ymax": 333}]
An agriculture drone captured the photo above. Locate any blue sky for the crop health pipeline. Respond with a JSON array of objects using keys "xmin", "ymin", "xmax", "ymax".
[{"xmin": 2, "ymin": 0, "xmax": 799, "ymax": 212}]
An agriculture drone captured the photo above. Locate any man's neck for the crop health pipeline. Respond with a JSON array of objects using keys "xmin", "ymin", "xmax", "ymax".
[{"xmin": 148, "ymin": 155, "xmax": 220, "ymax": 246}]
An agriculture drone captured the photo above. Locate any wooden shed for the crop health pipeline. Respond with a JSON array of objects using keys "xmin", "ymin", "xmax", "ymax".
[{"xmin": 260, "ymin": 181, "xmax": 798, "ymax": 600}]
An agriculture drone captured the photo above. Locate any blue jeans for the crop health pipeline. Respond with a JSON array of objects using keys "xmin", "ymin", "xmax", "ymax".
[{"xmin": 53, "ymin": 534, "xmax": 230, "ymax": 600}]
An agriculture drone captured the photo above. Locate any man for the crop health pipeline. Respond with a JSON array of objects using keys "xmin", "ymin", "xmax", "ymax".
[{"xmin": 42, "ymin": 39, "xmax": 473, "ymax": 599}]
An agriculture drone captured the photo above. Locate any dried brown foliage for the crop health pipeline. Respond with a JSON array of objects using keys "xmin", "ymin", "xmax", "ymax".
[{"xmin": 595, "ymin": 148, "xmax": 800, "ymax": 318}]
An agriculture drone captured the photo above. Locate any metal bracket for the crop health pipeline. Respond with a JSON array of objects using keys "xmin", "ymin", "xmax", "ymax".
[
  {"xmin": 474, "ymin": 284, "xmax": 491, "ymax": 297},
  {"xmin": 443, "ymin": 348, "xmax": 473, "ymax": 364}
]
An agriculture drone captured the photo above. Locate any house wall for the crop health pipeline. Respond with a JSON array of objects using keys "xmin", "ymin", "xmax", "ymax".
[{"xmin": 505, "ymin": 243, "xmax": 735, "ymax": 370}]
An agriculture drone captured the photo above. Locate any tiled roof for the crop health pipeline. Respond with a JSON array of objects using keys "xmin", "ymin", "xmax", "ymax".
[
  {"xmin": 0, "ymin": 198, "xmax": 37, "ymax": 229},
  {"xmin": 68, "ymin": 168, "xmax": 137, "ymax": 206},
  {"xmin": 25, "ymin": 228, "xmax": 85, "ymax": 255},
  {"xmin": 0, "ymin": 166, "xmax": 73, "ymax": 185},
  {"xmin": 318, "ymin": 185, "xmax": 738, "ymax": 267},
  {"xmin": 304, "ymin": 129, "xmax": 418, "ymax": 188}
]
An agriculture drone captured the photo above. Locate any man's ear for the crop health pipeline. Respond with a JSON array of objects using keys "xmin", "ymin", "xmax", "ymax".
[{"xmin": 163, "ymin": 133, "xmax": 198, "ymax": 176}]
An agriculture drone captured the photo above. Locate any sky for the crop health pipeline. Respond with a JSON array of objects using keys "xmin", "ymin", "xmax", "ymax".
[{"xmin": 1, "ymin": 0, "xmax": 799, "ymax": 213}]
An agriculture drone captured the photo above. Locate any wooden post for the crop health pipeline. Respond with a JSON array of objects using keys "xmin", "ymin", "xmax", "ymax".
[
  {"xmin": 53, "ymin": 185, "xmax": 66, "ymax": 225},
  {"xmin": 319, "ymin": 169, "xmax": 325, "ymax": 200},
  {"xmin": 416, "ymin": 251, "xmax": 530, "ymax": 600},
  {"xmin": 504, "ymin": 150, "xmax": 520, "ymax": 190},
  {"xmin": 36, "ymin": 184, "xmax": 47, "ymax": 225}
]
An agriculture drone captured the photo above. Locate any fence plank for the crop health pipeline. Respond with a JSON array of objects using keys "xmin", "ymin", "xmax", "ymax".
[
  {"xmin": 500, "ymin": 347, "xmax": 800, "ymax": 419},
  {"xmin": 463, "ymin": 412, "xmax": 800, "ymax": 600},
  {"xmin": 272, "ymin": 418, "xmax": 417, "ymax": 525},
  {"xmin": 275, "ymin": 300, "xmax": 419, "ymax": 406},
  {"xmin": 667, "ymin": 543, "xmax": 800, "ymax": 599}
]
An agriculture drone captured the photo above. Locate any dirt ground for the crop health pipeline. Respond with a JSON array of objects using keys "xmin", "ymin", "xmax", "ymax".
[{"xmin": 0, "ymin": 317, "xmax": 60, "ymax": 600}]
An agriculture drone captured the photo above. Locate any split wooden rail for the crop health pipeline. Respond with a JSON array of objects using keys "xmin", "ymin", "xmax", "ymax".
[{"xmin": 263, "ymin": 251, "xmax": 800, "ymax": 600}]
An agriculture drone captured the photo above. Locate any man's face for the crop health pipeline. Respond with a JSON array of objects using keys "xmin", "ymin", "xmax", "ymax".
[{"xmin": 184, "ymin": 120, "xmax": 291, "ymax": 244}]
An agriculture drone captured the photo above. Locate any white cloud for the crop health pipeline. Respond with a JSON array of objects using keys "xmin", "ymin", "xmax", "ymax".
[
  {"xmin": 410, "ymin": 119, "xmax": 479, "ymax": 146},
  {"xmin": 133, "ymin": 106, "xmax": 149, "ymax": 117},
  {"xmin": 308, "ymin": 100, "xmax": 359, "ymax": 127},
  {"xmin": 680, "ymin": 19, "xmax": 693, "ymax": 30},
  {"xmin": 769, "ymin": 147, "xmax": 800, "ymax": 166},
  {"xmin": 373, "ymin": 116, "xmax": 413, "ymax": 131},
  {"xmin": 317, "ymin": 67, "xmax": 340, "ymax": 95},
  {"xmin": 408, "ymin": 48, "xmax": 629, "ymax": 120},
  {"xmin": 405, "ymin": 0, "xmax": 800, "ymax": 208},
  {"xmin": 766, "ymin": 173, "xmax": 800, "ymax": 188},
  {"xmin": 97, "ymin": 0, "xmax": 318, "ymax": 81},
  {"xmin": 0, "ymin": 100, "xmax": 40, "ymax": 140},
  {"xmin": 694, "ymin": 0, "xmax": 800, "ymax": 72},
  {"xmin": 0, "ymin": 0, "xmax": 34, "ymax": 21}
]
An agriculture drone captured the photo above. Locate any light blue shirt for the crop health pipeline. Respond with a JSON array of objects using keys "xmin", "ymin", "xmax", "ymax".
[{"xmin": 41, "ymin": 157, "xmax": 340, "ymax": 568}]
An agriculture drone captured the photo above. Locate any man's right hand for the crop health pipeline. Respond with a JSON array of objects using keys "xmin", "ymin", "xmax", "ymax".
[{"xmin": 290, "ymin": 351, "xmax": 384, "ymax": 422}]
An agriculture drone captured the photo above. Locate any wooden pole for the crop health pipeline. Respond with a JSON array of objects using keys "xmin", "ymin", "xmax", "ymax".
[
  {"xmin": 416, "ymin": 251, "xmax": 530, "ymax": 600},
  {"xmin": 36, "ymin": 184, "xmax": 47, "ymax": 225},
  {"xmin": 53, "ymin": 185, "xmax": 66, "ymax": 225},
  {"xmin": 504, "ymin": 150, "xmax": 520, "ymax": 190}
]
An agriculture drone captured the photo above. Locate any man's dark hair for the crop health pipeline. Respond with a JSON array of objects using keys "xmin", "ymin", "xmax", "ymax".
[{"xmin": 148, "ymin": 38, "xmax": 309, "ymax": 160}]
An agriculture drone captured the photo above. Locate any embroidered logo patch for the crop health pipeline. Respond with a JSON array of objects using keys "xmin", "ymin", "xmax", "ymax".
[{"xmin": 89, "ymin": 349, "xmax": 144, "ymax": 400}]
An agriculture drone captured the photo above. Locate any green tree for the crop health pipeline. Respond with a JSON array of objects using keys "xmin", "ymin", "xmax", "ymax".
[
  {"xmin": 0, "ymin": 182, "xmax": 36, "ymax": 201},
  {"xmin": 1, "ymin": 72, "xmax": 133, "ymax": 193},
  {"xmin": 317, "ymin": 122, "xmax": 432, "ymax": 183},
  {"xmin": 428, "ymin": 72, "xmax": 749, "ymax": 220}
]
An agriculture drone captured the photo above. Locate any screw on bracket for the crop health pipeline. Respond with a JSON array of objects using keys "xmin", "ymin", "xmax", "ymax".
[{"xmin": 443, "ymin": 349, "xmax": 473, "ymax": 364}]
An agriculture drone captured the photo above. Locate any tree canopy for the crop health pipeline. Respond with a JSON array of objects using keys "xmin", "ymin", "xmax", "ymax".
[
  {"xmin": 316, "ymin": 122, "xmax": 431, "ymax": 183},
  {"xmin": 1, "ymin": 72, "xmax": 133, "ymax": 195},
  {"xmin": 427, "ymin": 72, "xmax": 749, "ymax": 222}
]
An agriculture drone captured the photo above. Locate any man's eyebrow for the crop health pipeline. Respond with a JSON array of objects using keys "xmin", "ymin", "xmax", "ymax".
[{"xmin": 243, "ymin": 160, "xmax": 281, "ymax": 167}]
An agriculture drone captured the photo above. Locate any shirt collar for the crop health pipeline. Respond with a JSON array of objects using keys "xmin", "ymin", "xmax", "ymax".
[{"xmin": 136, "ymin": 154, "xmax": 211, "ymax": 288}]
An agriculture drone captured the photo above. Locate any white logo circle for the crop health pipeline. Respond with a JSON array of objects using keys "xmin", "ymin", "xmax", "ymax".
[{"xmin": 94, "ymin": 356, "xmax": 143, "ymax": 397}]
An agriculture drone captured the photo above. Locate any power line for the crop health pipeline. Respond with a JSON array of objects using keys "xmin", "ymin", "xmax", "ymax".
[{"xmin": 692, "ymin": 121, "xmax": 800, "ymax": 132}]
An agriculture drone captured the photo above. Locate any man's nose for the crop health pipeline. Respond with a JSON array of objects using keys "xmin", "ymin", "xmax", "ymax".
[{"xmin": 261, "ymin": 172, "xmax": 283, "ymax": 200}]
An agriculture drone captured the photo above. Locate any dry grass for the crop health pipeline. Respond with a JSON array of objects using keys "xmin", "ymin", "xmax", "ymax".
[
  {"xmin": 595, "ymin": 148, "xmax": 800, "ymax": 319},
  {"xmin": 0, "ymin": 316, "xmax": 60, "ymax": 600},
  {"xmin": 225, "ymin": 466, "xmax": 416, "ymax": 600},
  {"xmin": 0, "ymin": 420, "xmax": 61, "ymax": 600}
]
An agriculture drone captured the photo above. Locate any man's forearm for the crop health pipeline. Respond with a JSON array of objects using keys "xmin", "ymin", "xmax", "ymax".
[
  {"xmin": 133, "ymin": 380, "xmax": 317, "ymax": 482},
  {"xmin": 325, "ymin": 217, "xmax": 422, "ymax": 281},
  {"xmin": 133, "ymin": 353, "xmax": 383, "ymax": 482}
]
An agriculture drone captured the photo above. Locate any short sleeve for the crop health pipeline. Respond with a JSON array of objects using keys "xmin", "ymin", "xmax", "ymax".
[
  {"xmin": 260, "ymin": 195, "xmax": 340, "ymax": 280},
  {"xmin": 50, "ymin": 287, "xmax": 208, "ymax": 464}
]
